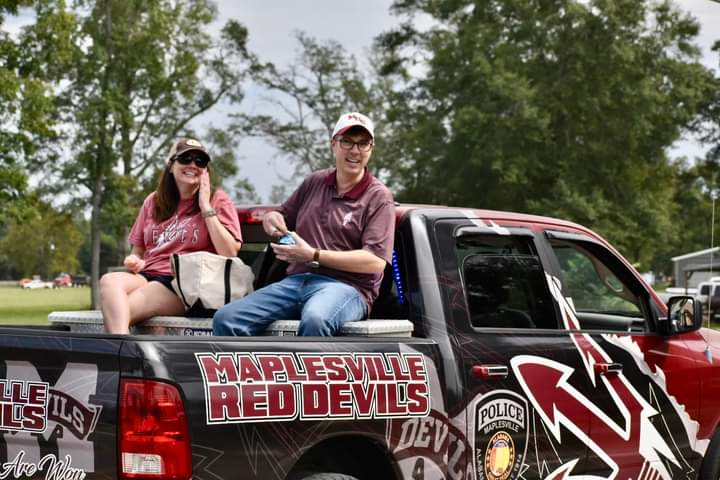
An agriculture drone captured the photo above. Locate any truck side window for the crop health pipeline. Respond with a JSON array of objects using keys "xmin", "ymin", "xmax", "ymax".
[
  {"xmin": 550, "ymin": 240, "xmax": 647, "ymax": 332},
  {"xmin": 457, "ymin": 235, "xmax": 557, "ymax": 329}
]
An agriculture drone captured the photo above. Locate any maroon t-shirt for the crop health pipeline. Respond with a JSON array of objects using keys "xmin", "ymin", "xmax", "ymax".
[
  {"xmin": 128, "ymin": 190, "xmax": 242, "ymax": 276},
  {"xmin": 279, "ymin": 168, "xmax": 395, "ymax": 309}
]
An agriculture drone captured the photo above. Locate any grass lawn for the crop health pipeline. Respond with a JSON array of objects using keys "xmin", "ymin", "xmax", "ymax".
[{"xmin": 0, "ymin": 285, "xmax": 91, "ymax": 325}]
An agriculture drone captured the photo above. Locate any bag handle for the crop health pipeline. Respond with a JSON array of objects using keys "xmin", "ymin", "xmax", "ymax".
[
  {"xmin": 173, "ymin": 253, "xmax": 191, "ymax": 309},
  {"xmin": 224, "ymin": 258, "xmax": 232, "ymax": 305}
]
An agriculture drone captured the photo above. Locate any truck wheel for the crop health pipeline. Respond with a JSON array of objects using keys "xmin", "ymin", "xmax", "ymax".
[
  {"xmin": 290, "ymin": 473, "xmax": 359, "ymax": 480},
  {"xmin": 699, "ymin": 429, "xmax": 720, "ymax": 480}
]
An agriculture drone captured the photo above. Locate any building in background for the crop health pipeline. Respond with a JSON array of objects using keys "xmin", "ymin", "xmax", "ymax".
[{"xmin": 672, "ymin": 247, "xmax": 720, "ymax": 289}]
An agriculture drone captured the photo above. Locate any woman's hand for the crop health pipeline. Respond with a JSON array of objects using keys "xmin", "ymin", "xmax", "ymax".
[
  {"xmin": 124, "ymin": 254, "xmax": 145, "ymax": 273},
  {"xmin": 198, "ymin": 170, "xmax": 212, "ymax": 212}
]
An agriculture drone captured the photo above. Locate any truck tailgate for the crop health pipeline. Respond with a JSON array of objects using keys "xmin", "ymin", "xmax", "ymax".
[{"xmin": 0, "ymin": 328, "xmax": 122, "ymax": 479}]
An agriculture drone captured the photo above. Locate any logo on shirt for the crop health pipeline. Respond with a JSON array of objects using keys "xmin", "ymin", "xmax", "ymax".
[
  {"xmin": 150, "ymin": 215, "xmax": 198, "ymax": 251},
  {"xmin": 342, "ymin": 212, "xmax": 353, "ymax": 227}
]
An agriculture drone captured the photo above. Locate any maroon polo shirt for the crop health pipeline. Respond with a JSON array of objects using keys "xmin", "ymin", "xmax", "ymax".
[{"xmin": 278, "ymin": 168, "xmax": 396, "ymax": 309}]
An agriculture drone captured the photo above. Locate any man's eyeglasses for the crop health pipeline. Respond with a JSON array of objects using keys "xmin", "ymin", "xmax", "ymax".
[
  {"xmin": 174, "ymin": 153, "xmax": 210, "ymax": 168},
  {"xmin": 336, "ymin": 137, "xmax": 374, "ymax": 152}
]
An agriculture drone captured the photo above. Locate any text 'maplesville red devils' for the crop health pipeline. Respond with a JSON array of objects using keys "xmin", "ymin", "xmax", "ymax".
[
  {"xmin": 0, "ymin": 379, "xmax": 48, "ymax": 432},
  {"xmin": 196, "ymin": 352, "xmax": 431, "ymax": 423}
]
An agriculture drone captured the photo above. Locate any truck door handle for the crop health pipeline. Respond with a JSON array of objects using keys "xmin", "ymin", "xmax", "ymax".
[
  {"xmin": 472, "ymin": 364, "xmax": 508, "ymax": 380},
  {"xmin": 594, "ymin": 363, "xmax": 622, "ymax": 375}
]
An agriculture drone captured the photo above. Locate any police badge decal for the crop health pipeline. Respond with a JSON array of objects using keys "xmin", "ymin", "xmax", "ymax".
[{"xmin": 475, "ymin": 390, "xmax": 529, "ymax": 480}]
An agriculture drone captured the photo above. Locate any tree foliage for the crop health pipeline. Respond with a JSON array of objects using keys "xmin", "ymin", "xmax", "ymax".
[
  {"xmin": 3, "ymin": 0, "xmax": 720, "ymax": 287},
  {"xmin": 17, "ymin": 0, "xmax": 255, "ymax": 305},
  {"xmin": 376, "ymin": 0, "xmax": 716, "ymax": 269},
  {"xmin": 234, "ymin": 32, "xmax": 392, "ymax": 187},
  {"xmin": 0, "ymin": 198, "xmax": 82, "ymax": 278},
  {"xmin": 0, "ymin": 0, "xmax": 60, "ymax": 226}
]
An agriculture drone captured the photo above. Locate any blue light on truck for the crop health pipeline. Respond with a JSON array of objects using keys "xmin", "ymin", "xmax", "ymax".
[{"xmin": 392, "ymin": 250, "xmax": 405, "ymax": 305}]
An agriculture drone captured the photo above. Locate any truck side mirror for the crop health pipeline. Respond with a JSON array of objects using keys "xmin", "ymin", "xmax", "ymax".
[{"xmin": 660, "ymin": 296, "xmax": 702, "ymax": 335}]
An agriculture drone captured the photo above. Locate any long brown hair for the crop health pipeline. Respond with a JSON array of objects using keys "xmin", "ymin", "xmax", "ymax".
[{"xmin": 153, "ymin": 161, "xmax": 214, "ymax": 222}]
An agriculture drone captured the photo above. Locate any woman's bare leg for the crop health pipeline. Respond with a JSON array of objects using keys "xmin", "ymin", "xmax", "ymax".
[
  {"xmin": 127, "ymin": 282, "xmax": 185, "ymax": 326},
  {"xmin": 100, "ymin": 272, "xmax": 148, "ymax": 334}
]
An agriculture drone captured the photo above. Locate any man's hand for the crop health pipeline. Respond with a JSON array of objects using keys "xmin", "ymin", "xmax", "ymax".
[
  {"xmin": 263, "ymin": 211, "xmax": 288, "ymax": 238},
  {"xmin": 271, "ymin": 232, "xmax": 314, "ymax": 264},
  {"xmin": 123, "ymin": 254, "xmax": 145, "ymax": 273}
]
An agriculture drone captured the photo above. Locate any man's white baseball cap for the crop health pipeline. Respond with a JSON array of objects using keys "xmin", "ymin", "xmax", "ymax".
[{"xmin": 332, "ymin": 112, "xmax": 374, "ymax": 139}]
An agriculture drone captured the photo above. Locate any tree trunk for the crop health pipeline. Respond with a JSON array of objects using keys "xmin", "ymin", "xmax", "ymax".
[
  {"xmin": 90, "ymin": 174, "xmax": 104, "ymax": 309},
  {"xmin": 120, "ymin": 111, "xmax": 132, "ymax": 260},
  {"xmin": 90, "ymin": 0, "xmax": 112, "ymax": 310}
]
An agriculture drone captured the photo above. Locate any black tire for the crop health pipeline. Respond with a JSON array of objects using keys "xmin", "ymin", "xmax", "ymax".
[
  {"xmin": 699, "ymin": 429, "xmax": 720, "ymax": 480},
  {"xmin": 290, "ymin": 473, "xmax": 359, "ymax": 480}
]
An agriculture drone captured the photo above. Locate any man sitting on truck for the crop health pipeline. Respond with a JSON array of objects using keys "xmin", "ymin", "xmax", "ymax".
[{"xmin": 213, "ymin": 112, "xmax": 395, "ymax": 336}]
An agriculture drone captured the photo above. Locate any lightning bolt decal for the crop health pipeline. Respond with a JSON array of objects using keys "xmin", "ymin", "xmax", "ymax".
[
  {"xmin": 507, "ymin": 274, "xmax": 685, "ymax": 479},
  {"xmin": 512, "ymin": 355, "xmax": 680, "ymax": 479}
]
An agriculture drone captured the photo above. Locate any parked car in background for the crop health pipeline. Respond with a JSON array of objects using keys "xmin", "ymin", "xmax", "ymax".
[
  {"xmin": 53, "ymin": 273, "xmax": 73, "ymax": 288},
  {"xmin": 22, "ymin": 279, "xmax": 53, "ymax": 289},
  {"xmin": 697, "ymin": 277, "xmax": 720, "ymax": 322},
  {"xmin": 71, "ymin": 274, "xmax": 90, "ymax": 287}
]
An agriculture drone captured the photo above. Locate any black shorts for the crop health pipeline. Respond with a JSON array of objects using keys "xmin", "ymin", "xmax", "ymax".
[{"xmin": 139, "ymin": 272, "xmax": 176, "ymax": 294}]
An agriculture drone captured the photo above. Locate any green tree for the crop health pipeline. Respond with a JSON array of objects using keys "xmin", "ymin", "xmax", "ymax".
[
  {"xmin": 377, "ymin": 0, "xmax": 715, "ymax": 270},
  {"xmin": 672, "ymin": 44, "xmax": 720, "ymax": 277},
  {"xmin": 0, "ymin": 1, "xmax": 62, "ymax": 226},
  {"xmin": 657, "ymin": 154, "xmax": 720, "ymax": 276},
  {"xmin": 695, "ymin": 42, "xmax": 720, "ymax": 166},
  {"xmin": 0, "ymin": 199, "xmax": 82, "ymax": 278},
  {"xmin": 19, "ymin": 0, "xmax": 255, "ymax": 306},
  {"xmin": 234, "ymin": 32, "xmax": 393, "ymax": 185}
]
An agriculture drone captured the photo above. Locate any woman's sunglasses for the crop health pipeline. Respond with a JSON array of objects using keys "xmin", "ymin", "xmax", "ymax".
[{"xmin": 174, "ymin": 153, "xmax": 210, "ymax": 168}]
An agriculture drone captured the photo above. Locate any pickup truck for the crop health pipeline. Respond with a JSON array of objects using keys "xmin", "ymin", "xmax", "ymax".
[{"xmin": 0, "ymin": 205, "xmax": 718, "ymax": 480}]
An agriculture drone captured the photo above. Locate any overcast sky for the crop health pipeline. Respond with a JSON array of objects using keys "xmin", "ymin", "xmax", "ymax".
[{"xmin": 5, "ymin": 1, "xmax": 720, "ymax": 201}]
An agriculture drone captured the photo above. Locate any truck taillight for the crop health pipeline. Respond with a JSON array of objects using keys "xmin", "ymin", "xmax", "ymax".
[{"xmin": 119, "ymin": 379, "xmax": 191, "ymax": 480}]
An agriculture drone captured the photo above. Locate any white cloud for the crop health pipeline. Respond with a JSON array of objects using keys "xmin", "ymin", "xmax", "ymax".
[
  {"xmin": 680, "ymin": 0, "xmax": 720, "ymax": 70},
  {"xmin": 215, "ymin": 0, "xmax": 396, "ymax": 67},
  {"xmin": 2, "ymin": 7, "xmax": 35, "ymax": 37}
]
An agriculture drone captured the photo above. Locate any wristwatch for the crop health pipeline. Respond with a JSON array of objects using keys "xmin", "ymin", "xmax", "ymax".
[{"xmin": 309, "ymin": 249, "xmax": 321, "ymax": 268}]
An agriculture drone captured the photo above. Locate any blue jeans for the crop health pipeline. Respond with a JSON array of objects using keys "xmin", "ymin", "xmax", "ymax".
[{"xmin": 213, "ymin": 273, "xmax": 367, "ymax": 336}]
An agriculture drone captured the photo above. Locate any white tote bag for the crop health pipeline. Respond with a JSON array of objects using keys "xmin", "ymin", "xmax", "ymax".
[{"xmin": 171, "ymin": 251, "xmax": 254, "ymax": 311}]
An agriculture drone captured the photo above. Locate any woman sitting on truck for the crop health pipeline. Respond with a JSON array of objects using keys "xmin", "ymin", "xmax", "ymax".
[{"xmin": 100, "ymin": 138, "xmax": 243, "ymax": 334}]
